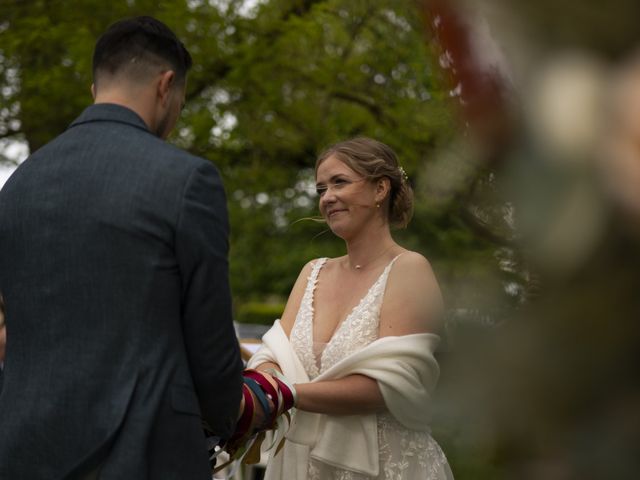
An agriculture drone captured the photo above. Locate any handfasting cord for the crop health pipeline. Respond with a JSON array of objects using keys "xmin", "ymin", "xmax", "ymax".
[
  {"xmin": 243, "ymin": 369, "xmax": 297, "ymax": 424},
  {"xmin": 243, "ymin": 377, "xmax": 272, "ymax": 430},
  {"xmin": 208, "ymin": 368, "xmax": 297, "ymax": 473}
]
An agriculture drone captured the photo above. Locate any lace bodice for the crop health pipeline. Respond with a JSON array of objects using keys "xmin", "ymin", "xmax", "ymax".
[
  {"xmin": 280, "ymin": 255, "xmax": 454, "ymax": 480},
  {"xmin": 290, "ymin": 256, "xmax": 400, "ymax": 379}
]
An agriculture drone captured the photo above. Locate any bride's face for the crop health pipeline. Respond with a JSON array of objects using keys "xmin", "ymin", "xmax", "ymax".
[{"xmin": 315, "ymin": 154, "xmax": 379, "ymax": 239}]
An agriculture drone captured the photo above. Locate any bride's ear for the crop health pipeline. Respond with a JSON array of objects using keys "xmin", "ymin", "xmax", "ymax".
[{"xmin": 375, "ymin": 177, "xmax": 391, "ymax": 203}]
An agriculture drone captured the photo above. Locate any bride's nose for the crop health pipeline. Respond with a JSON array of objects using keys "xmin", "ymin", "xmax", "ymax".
[
  {"xmin": 319, "ymin": 193, "xmax": 337, "ymax": 215},
  {"xmin": 320, "ymin": 188, "xmax": 338, "ymax": 204}
]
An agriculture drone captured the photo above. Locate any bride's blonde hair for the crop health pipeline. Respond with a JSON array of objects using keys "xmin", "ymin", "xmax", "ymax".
[{"xmin": 316, "ymin": 137, "xmax": 414, "ymax": 228}]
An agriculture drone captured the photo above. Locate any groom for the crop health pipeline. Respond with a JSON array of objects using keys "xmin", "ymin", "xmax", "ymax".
[{"xmin": 0, "ymin": 16, "xmax": 244, "ymax": 479}]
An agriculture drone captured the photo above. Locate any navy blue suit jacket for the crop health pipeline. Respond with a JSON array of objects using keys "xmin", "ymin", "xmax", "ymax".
[{"xmin": 0, "ymin": 104, "xmax": 243, "ymax": 479}]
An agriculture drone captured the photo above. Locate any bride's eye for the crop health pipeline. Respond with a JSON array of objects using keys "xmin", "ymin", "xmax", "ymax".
[{"xmin": 315, "ymin": 178, "xmax": 350, "ymax": 196}]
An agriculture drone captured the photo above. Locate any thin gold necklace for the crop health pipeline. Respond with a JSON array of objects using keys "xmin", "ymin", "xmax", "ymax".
[{"xmin": 351, "ymin": 244, "xmax": 396, "ymax": 270}]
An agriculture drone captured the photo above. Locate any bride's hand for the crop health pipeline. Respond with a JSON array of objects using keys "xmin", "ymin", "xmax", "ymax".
[{"xmin": 255, "ymin": 361, "xmax": 282, "ymax": 376}]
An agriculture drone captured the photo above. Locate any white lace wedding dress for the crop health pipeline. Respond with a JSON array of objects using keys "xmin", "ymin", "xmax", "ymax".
[{"xmin": 286, "ymin": 256, "xmax": 454, "ymax": 480}]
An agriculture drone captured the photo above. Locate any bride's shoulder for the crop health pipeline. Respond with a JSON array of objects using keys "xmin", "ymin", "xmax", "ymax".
[
  {"xmin": 310, "ymin": 255, "xmax": 344, "ymax": 272},
  {"xmin": 394, "ymin": 250, "xmax": 435, "ymax": 274},
  {"xmin": 299, "ymin": 256, "xmax": 330, "ymax": 271},
  {"xmin": 293, "ymin": 256, "xmax": 333, "ymax": 281},
  {"xmin": 388, "ymin": 250, "xmax": 441, "ymax": 307},
  {"xmin": 381, "ymin": 250, "xmax": 444, "ymax": 336}
]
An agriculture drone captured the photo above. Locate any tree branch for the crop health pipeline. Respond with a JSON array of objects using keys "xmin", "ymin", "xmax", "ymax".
[
  {"xmin": 282, "ymin": 0, "xmax": 325, "ymax": 22},
  {"xmin": 329, "ymin": 90, "xmax": 397, "ymax": 127},
  {"xmin": 338, "ymin": 5, "xmax": 377, "ymax": 63}
]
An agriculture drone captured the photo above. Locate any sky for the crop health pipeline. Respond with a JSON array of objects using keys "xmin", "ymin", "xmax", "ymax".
[
  {"xmin": 0, "ymin": 141, "xmax": 28, "ymax": 190},
  {"xmin": 0, "ymin": 165, "xmax": 17, "ymax": 189}
]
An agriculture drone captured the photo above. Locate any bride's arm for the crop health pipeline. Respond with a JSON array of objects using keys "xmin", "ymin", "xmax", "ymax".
[
  {"xmin": 295, "ymin": 374, "xmax": 385, "ymax": 414},
  {"xmin": 254, "ymin": 261, "xmax": 315, "ymax": 374},
  {"xmin": 379, "ymin": 252, "xmax": 444, "ymax": 337}
]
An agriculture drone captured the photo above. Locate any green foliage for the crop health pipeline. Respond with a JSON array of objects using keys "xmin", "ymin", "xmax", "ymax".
[
  {"xmin": 0, "ymin": 0, "xmax": 509, "ymax": 318},
  {"xmin": 235, "ymin": 301, "xmax": 286, "ymax": 326}
]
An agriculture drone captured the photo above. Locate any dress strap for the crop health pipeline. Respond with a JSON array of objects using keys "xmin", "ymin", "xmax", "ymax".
[
  {"xmin": 388, "ymin": 252, "xmax": 404, "ymax": 267},
  {"xmin": 380, "ymin": 253, "xmax": 404, "ymax": 280},
  {"xmin": 301, "ymin": 258, "xmax": 327, "ymax": 310},
  {"xmin": 308, "ymin": 258, "xmax": 327, "ymax": 289},
  {"xmin": 369, "ymin": 253, "xmax": 405, "ymax": 307}
]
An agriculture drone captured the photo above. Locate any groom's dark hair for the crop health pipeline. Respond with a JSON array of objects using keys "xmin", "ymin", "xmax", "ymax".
[{"xmin": 93, "ymin": 16, "xmax": 192, "ymax": 90}]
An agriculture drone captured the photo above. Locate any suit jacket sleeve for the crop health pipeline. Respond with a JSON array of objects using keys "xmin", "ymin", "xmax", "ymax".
[{"xmin": 175, "ymin": 160, "xmax": 243, "ymax": 439}]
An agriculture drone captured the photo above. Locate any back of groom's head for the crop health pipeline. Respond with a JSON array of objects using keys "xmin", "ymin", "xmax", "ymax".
[{"xmin": 92, "ymin": 16, "xmax": 192, "ymax": 92}]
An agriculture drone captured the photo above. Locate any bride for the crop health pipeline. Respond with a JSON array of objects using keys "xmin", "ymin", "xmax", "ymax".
[{"xmin": 248, "ymin": 137, "xmax": 454, "ymax": 479}]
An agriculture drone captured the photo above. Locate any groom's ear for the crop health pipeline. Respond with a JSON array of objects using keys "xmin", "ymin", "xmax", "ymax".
[
  {"xmin": 157, "ymin": 70, "xmax": 176, "ymax": 106},
  {"xmin": 90, "ymin": 84, "xmax": 96, "ymax": 100}
]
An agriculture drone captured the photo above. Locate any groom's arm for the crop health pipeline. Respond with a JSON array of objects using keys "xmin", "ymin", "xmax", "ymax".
[
  {"xmin": 0, "ymin": 326, "xmax": 5, "ymax": 364},
  {"xmin": 175, "ymin": 160, "xmax": 243, "ymax": 439},
  {"xmin": 0, "ymin": 295, "xmax": 5, "ymax": 363},
  {"xmin": 0, "ymin": 325, "xmax": 5, "ymax": 363}
]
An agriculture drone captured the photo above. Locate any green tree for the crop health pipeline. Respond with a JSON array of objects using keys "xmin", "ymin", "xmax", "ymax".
[{"xmin": 0, "ymin": 0, "xmax": 515, "ymax": 322}]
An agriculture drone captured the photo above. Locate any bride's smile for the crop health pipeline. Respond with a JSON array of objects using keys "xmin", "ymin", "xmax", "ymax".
[
  {"xmin": 316, "ymin": 154, "xmax": 381, "ymax": 238},
  {"xmin": 327, "ymin": 208, "xmax": 347, "ymax": 218}
]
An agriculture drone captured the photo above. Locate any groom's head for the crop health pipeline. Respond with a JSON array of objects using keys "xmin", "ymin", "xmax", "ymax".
[{"xmin": 92, "ymin": 16, "xmax": 193, "ymax": 138}]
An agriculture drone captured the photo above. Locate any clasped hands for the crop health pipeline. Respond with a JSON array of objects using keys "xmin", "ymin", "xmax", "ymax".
[
  {"xmin": 229, "ymin": 369, "xmax": 296, "ymax": 452},
  {"xmin": 206, "ymin": 368, "xmax": 297, "ymax": 468}
]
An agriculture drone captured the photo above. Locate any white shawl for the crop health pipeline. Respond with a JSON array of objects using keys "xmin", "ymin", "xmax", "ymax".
[{"xmin": 247, "ymin": 320, "xmax": 441, "ymax": 477}]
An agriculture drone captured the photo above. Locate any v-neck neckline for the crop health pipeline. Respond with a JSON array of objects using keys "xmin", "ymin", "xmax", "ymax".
[{"xmin": 310, "ymin": 254, "xmax": 402, "ymax": 355}]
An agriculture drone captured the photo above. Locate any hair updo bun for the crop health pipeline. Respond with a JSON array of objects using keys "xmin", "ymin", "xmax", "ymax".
[{"xmin": 316, "ymin": 137, "xmax": 414, "ymax": 228}]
